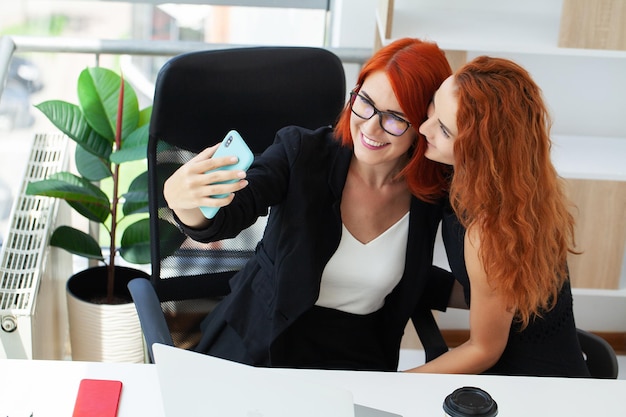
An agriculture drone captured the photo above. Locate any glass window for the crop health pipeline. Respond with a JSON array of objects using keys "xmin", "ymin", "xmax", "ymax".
[{"xmin": 0, "ymin": 0, "xmax": 327, "ymax": 244}]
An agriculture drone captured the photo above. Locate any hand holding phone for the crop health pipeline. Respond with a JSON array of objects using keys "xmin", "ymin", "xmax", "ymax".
[{"xmin": 200, "ymin": 130, "xmax": 254, "ymax": 219}]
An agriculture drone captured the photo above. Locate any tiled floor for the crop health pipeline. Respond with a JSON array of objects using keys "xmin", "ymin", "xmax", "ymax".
[{"xmin": 398, "ymin": 349, "xmax": 626, "ymax": 380}]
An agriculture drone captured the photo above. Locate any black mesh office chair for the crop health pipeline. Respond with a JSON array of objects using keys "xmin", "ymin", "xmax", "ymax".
[
  {"xmin": 127, "ymin": 46, "xmax": 347, "ymax": 362},
  {"xmin": 577, "ymin": 328, "xmax": 619, "ymax": 379}
]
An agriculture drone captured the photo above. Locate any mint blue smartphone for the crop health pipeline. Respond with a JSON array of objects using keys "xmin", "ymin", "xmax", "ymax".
[{"xmin": 199, "ymin": 130, "xmax": 254, "ymax": 219}]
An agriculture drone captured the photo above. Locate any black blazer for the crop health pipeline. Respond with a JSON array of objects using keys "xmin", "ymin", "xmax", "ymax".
[{"xmin": 179, "ymin": 126, "xmax": 452, "ymax": 369}]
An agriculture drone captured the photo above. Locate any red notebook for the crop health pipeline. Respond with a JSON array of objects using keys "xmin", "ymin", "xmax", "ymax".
[{"xmin": 72, "ymin": 379, "xmax": 123, "ymax": 417}]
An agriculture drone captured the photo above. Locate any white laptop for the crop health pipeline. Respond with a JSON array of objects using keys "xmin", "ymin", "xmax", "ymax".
[{"xmin": 152, "ymin": 343, "xmax": 402, "ymax": 417}]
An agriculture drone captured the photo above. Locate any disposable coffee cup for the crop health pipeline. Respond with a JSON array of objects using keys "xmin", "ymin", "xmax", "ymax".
[{"xmin": 443, "ymin": 386, "xmax": 498, "ymax": 417}]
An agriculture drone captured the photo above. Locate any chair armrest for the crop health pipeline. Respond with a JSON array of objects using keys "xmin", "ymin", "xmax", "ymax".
[{"xmin": 128, "ymin": 277, "xmax": 175, "ymax": 363}]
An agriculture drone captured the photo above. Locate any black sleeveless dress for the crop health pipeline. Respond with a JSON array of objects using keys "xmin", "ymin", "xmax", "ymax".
[{"xmin": 441, "ymin": 205, "xmax": 590, "ymax": 377}]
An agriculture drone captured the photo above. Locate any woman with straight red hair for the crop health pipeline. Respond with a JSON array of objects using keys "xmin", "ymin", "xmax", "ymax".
[
  {"xmin": 410, "ymin": 56, "xmax": 590, "ymax": 377},
  {"xmin": 164, "ymin": 38, "xmax": 453, "ymax": 370}
]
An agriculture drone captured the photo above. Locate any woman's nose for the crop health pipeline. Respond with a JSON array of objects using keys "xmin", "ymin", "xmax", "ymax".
[{"xmin": 364, "ymin": 112, "xmax": 384, "ymax": 133}]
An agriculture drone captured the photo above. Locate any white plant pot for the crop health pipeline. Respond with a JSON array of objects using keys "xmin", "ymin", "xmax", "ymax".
[{"xmin": 66, "ymin": 266, "xmax": 149, "ymax": 363}]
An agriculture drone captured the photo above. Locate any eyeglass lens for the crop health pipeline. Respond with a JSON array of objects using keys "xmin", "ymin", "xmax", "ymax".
[{"xmin": 350, "ymin": 93, "xmax": 410, "ymax": 136}]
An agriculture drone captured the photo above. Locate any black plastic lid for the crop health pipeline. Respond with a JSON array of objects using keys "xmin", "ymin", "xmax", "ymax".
[{"xmin": 443, "ymin": 386, "xmax": 498, "ymax": 417}]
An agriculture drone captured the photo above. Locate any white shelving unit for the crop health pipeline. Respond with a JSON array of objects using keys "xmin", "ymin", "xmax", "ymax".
[
  {"xmin": 386, "ymin": 0, "xmax": 564, "ymax": 54},
  {"xmin": 376, "ymin": 0, "xmax": 626, "ymax": 290},
  {"xmin": 551, "ymin": 135, "xmax": 626, "ymax": 182},
  {"xmin": 378, "ymin": 0, "xmax": 626, "ymax": 151}
]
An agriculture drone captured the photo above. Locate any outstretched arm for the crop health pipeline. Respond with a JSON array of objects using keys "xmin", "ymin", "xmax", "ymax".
[
  {"xmin": 406, "ymin": 227, "xmax": 514, "ymax": 374},
  {"xmin": 164, "ymin": 144, "xmax": 249, "ymax": 229}
]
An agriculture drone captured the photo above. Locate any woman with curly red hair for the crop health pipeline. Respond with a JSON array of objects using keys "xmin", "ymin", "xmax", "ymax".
[{"xmin": 408, "ymin": 56, "xmax": 590, "ymax": 377}]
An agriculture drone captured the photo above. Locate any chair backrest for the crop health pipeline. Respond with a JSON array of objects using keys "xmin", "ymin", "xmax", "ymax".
[
  {"xmin": 147, "ymin": 46, "xmax": 346, "ymax": 347},
  {"xmin": 577, "ymin": 328, "xmax": 619, "ymax": 379}
]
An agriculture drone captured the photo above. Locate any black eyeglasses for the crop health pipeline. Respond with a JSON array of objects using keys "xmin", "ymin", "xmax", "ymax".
[{"xmin": 349, "ymin": 91, "xmax": 412, "ymax": 137}]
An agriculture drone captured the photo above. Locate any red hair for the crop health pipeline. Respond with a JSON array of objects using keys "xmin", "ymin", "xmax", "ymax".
[
  {"xmin": 334, "ymin": 38, "xmax": 452, "ymax": 201},
  {"xmin": 451, "ymin": 56, "xmax": 576, "ymax": 328}
]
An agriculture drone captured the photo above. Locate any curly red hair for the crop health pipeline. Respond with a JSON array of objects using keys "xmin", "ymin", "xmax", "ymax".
[
  {"xmin": 334, "ymin": 38, "xmax": 452, "ymax": 201},
  {"xmin": 451, "ymin": 56, "xmax": 576, "ymax": 328}
]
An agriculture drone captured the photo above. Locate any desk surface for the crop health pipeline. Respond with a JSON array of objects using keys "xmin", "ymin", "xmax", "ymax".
[
  {"xmin": 0, "ymin": 359, "xmax": 163, "ymax": 417},
  {"xmin": 283, "ymin": 368, "xmax": 626, "ymax": 416},
  {"xmin": 1, "ymin": 358, "xmax": 625, "ymax": 417}
]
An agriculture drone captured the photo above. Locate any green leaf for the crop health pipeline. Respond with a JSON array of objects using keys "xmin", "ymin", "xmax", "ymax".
[
  {"xmin": 123, "ymin": 191, "xmax": 149, "ymax": 215},
  {"xmin": 67, "ymin": 201, "xmax": 110, "ymax": 224},
  {"xmin": 26, "ymin": 172, "xmax": 111, "ymax": 223},
  {"xmin": 128, "ymin": 169, "xmax": 148, "ymax": 189},
  {"xmin": 35, "ymin": 101, "xmax": 113, "ymax": 158},
  {"xmin": 26, "ymin": 172, "xmax": 108, "ymax": 204},
  {"xmin": 110, "ymin": 123, "xmax": 149, "ymax": 164},
  {"xmin": 121, "ymin": 170, "xmax": 148, "ymax": 215},
  {"xmin": 119, "ymin": 218, "xmax": 151, "ymax": 264},
  {"xmin": 50, "ymin": 226, "xmax": 105, "ymax": 261},
  {"xmin": 78, "ymin": 67, "xmax": 140, "ymax": 141},
  {"xmin": 158, "ymin": 219, "xmax": 187, "ymax": 259},
  {"xmin": 139, "ymin": 106, "xmax": 152, "ymax": 127},
  {"xmin": 75, "ymin": 144, "xmax": 111, "ymax": 181}
]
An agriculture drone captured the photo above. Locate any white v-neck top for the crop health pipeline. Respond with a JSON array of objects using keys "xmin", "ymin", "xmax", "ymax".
[{"xmin": 315, "ymin": 212, "xmax": 410, "ymax": 314}]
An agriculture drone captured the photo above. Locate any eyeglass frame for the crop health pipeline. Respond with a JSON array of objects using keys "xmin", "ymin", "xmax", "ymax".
[{"xmin": 348, "ymin": 90, "xmax": 412, "ymax": 137}]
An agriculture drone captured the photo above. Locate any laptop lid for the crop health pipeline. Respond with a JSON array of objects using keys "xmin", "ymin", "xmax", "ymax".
[
  {"xmin": 153, "ymin": 344, "xmax": 402, "ymax": 417},
  {"xmin": 153, "ymin": 343, "xmax": 354, "ymax": 417}
]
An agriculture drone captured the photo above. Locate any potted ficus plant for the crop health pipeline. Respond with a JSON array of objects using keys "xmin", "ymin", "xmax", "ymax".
[{"xmin": 25, "ymin": 66, "xmax": 152, "ymax": 362}]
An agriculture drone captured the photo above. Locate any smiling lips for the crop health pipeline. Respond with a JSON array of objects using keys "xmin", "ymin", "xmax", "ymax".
[{"xmin": 361, "ymin": 133, "xmax": 388, "ymax": 149}]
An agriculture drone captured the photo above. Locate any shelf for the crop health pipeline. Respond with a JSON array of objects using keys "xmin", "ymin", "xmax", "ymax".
[
  {"xmin": 388, "ymin": 0, "xmax": 559, "ymax": 54},
  {"xmin": 551, "ymin": 135, "xmax": 626, "ymax": 181},
  {"xmin": 380, "ymin": 0, "xmax": 626, "ymax": 58}
]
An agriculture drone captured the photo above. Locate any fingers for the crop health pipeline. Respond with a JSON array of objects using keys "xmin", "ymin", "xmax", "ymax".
[
  {"xmin": 195, "ymin": 187, "xmax": 239, "ymax": 209},
  {"xmin": 196, "ymin": 178, "xmax": 249, "ymax": 205},
  {"xmin": 164, "ymin": 144, "xmax": 249, "ymax": 212},
  {"xmin": 191, "ymin": 145, "xmax": 240, "ymax": 175},
  {"xmin": 165, "ymin": 170, "xmax": 248, "ymax": 210},
  {"xmin": 204, "ymin": 162, "xmax": 246, "ymax": 184}
]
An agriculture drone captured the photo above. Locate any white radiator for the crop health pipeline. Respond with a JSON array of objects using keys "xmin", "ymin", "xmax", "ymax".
[{"xmin": 0, "ymin": 133, "xmax": 73, "ymax": 359}]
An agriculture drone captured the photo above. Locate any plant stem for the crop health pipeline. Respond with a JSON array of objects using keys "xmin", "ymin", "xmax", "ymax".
[{"xmin": 107, "ymin": 73, "xmax": 125, "ymax": 303}]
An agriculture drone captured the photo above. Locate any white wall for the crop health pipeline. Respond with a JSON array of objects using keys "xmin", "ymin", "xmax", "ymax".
[
  {"xmin": 331, "ymin": 0, "xmax": 378, "ymax": 49},
  {"xmin": 330, "ymin": 0, "xmax": 377, "ymax": 89}
]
